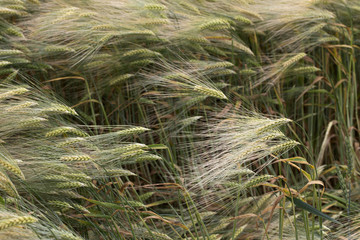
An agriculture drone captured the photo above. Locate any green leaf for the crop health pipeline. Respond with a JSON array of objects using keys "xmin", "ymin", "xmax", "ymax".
[{"xmin": 287, "ymin": 197, "xmax": 341, "ymax": 225}]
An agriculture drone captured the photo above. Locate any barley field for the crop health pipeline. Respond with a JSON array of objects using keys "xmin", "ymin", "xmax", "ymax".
[{"xmin": 0, "ymin": 0, "xmax": 359, "ymax": 239}]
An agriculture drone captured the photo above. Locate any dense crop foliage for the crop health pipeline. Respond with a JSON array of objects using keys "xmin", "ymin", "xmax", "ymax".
[{"xmin": 0, "ymin": 0, "xmax": 360, "ymax": 239}]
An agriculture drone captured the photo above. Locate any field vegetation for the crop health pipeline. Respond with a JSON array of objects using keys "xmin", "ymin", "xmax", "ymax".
[{"xmin": 0, "ymin": 0, "xmax": 359, "ymax": 239}]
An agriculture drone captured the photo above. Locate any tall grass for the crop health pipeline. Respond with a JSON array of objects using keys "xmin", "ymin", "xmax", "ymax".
[{"xmin": 0, "ymin": 0, "xmax": 359, "ymax": 239}]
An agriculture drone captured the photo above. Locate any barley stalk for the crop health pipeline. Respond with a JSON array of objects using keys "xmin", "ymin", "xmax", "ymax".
[
  {"xmin": 56, "ymin": 181, "xmax": 87, "ymax": 189},
  {"xmin": 270, "ymin": 140, "xmax": 299, "ymax": 155},
  {"xmin": 0, "ymin": 157, "xmax": 24, "ymax": 179},
  {"xmin": 200, "ymin": 19, "xmax": 231, "ymax": 31},
  {"xmin": 225, "ymin": 175, "xmax": 274, "ymax": 190},
  {"xmin": 19, "ymin": 117, "xmax": 47, "ymax": 128},
  {"xmin": 42, "ymin": 103, "xmax": 78, "ymax": 115},
  {"xmin": 256, "ymin": 118, "xmax": 292, "ymax": 134},
  {"xmin": 104, "ymin": 168, "xmax": 136, "ymax": 176},
  {"xmin": 5, "ymin": 101, "xmax": 37, "ymax": 112},
  {"xmin": 0, "ymin": 87, "xmax": 28, "ymax": 100},
  {"xmin": 193, "ymin": 85, "xmax": 227, "ymax": 99},
  {"xmin": 45, "ymin": 127, "xmax": 89, "ymax": 137},
  {"xmin": 0, "ymin": 216, "xmax": 37, "ymax": 230},
  {"xmin": 44, "ymin": 45, "xmax": 75, "ymax": 53},
  {"xmin": 48, "ymin": 200, "xmax": 73, "ymax": 210},
  {"xmin": 60, "ymin": 155, "xmax": 92, "ymax": 162},
  {"xmin": 0, "ymin": 50, "xmax": 23, "ymax": 56},
  {"xmin": 109, "ymin": 74, "xmax": 134, "ymax": 86},
  {"xmin": 144, "ymin": 4, "xmax": 167, "ymax": 11},
  {"xmin": 115, "ymin": 127, "xmax": 150, "ymax": 136},
  {"xmin": 282, "ymin": 53, "xmax": 307, "ymax": 68}
]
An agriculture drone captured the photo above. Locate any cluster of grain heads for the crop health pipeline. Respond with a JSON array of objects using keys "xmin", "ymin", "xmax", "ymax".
[
  {"xmin": 0, "ymin": 83, "xmax": 166, "ymax": 238},
  {"xmin": 255, "ymin": 0, "xmax": 336, "ymax": 50},
  {"xmin": 20, "ymin": 0, "xmax": 258, "ymax": 98},
  {"xmin": 0, "ymin": 215, "xmax": 37, "ymax": 231},
  {"xmin": 185, "ymin": 109, "xmax": 296, "ymax": 189},
  {"xmin": 0, "ymin": 207, "xmax": 86, "ymax": 240},
  {"xmin": 0, "ymin": 209, "xmax": 39, "ymax": 240},
  {"xmin": 252, "ymin": 0, "xmax": 345, "ymax": 87},
  {"xmin": 0, "ymin": 0, "xmax": 43, "ymax": 79},
  {"xmin": 140, "ymin": 60, "xmax": 228, "ymax": 104},
  {"xmin": 166, "ymin": 108, "xmax": 300, "ymax": 238},
  {"xmin": 0, "ymin": 83, "xmax": 161, "ymax": 182},
  {"xmin": 1, "ymin": 0, "xmax": 358, "ymax": 239},
  {"xmin": 255, "ymin": 52, "xmax": 321, "ymax": 87}
]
